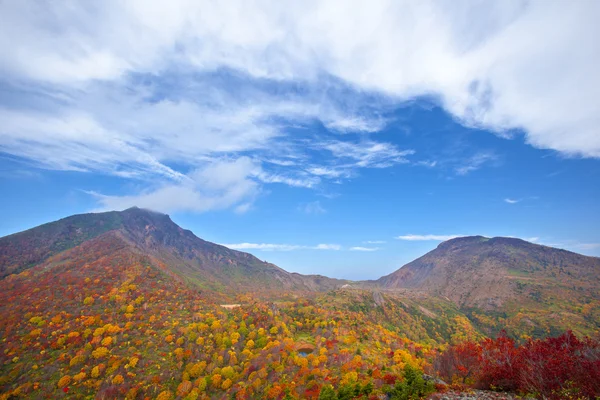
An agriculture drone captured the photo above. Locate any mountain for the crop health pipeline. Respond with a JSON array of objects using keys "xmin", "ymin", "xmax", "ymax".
[
  {"xmin": 378, "ymin": 236, "xmax": 600, "ymax": 307},
  {"xmin": 0, "ymin": 207, "xmax": 345, "ymax": 294},
  {"xmin": 378, "ymin": 236, "xmax": 600, "ymax": 336}
]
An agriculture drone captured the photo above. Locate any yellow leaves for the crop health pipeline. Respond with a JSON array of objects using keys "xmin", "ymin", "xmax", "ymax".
[
  {"xmin": 188, "ymin": 361, "xmax": 207, "ymax": 378},
  {"xmin": 29, "ymin": 316, "xmax": 45, "ymax": 327},
  {"xmin": 173, "ymin": 347, "xmax": 184, "ymax": 360},
  {"xmin": 83, "ymin": 296, "xmax": 94, "ymax": 305},
  {"xmin": 73, "ymin": 372, "xmax": 86, "ymax": 382},
  {"xmin": 210, "ymin": 320, "xmax": 221, "ymax": 331},
  {"xmin": 93, "ymin": 327, "xmax": 105, "ymax": 337},
  {"xmin": 91, "ymin": 365, "xmax": 101, "ymax": 378},
  {"xmin": 341, "ymin": 371, "xmax": 358, "ymax": 385},
  {"xmin": 156, "ymin": 390, "xmax": 173, "ymax": 400},
  {"xmin": 91, "ymin": 346, "xmax": 109, "ymax": 359},
  {"xmin": 295, "ymin": 356, "xmax": 309, "ymax": 368},
  {"xmin": 221, "ymin": 366, "xmax": 235, "ymax": 379},
  {"xmin": 195, "ymin": 336, "xmax": 205, "ymax": 346},
  {"xmin": 29, "ymin": 328, "xmax": 42, "ymax": 338},
  {"xmin": 69, "ymin": 355, "xmax": 85, "ymax": 367},
  {"xmin": 221, "ymin": 378, "xmax": 233, "ymax": 390},
  {"xmin": 128, "ymin": 356, "xmax": 139, "ymax": 368},
  {"xmin": 112, "ymin": 374, "xmax": 124, "ymax": 385},
  {"xmin": 196, "ymin": 377, "xmax": 208, "ymax": 392},
  {"xmin": 101, "ymin": 336, "xmax": 113, "ymax": 347},
  {"xmin": 125, "ymin": 304, "xmax": 135, "ymax": 314},
  {"xmin": 176, "ymin": 337, "xmax": 184, "ymax": 346},
  {"xmin": 269, "ymin": 326, "xmax": 279, "ymax": 334},
  {"xmin": 245, "ymin": 339, "xmax": 255, "ymax": 349},
  {"xmin": 57, "ymin": 375, "xmax": 71, "ymax": 388}
]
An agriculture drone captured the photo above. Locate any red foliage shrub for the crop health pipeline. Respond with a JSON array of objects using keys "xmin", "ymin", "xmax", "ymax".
[
  {"xmin": 434, "ymin": 341, "xmax": 481, "ymax": 384},
  {"xmin": 435, "ymin": 330, "xmax": 600, "ymax": 399}
]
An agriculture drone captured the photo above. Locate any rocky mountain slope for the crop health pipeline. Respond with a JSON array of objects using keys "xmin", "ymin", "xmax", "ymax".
[
  {"xmin": 0, "ymin": 207, "xmax": 345, "ymax": 294},
  {"xmin": 378, "ymin": 236, "xmax": 600, "ymax": 307},
  {"xmin": 377, "ymin": 236, "xmax": 600, "ymax": 336}
]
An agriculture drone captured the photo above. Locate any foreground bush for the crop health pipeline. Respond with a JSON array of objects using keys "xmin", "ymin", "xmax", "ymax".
[{"xmin": 435, "ymin": 330, "xmax": 600, "ymax": 399}]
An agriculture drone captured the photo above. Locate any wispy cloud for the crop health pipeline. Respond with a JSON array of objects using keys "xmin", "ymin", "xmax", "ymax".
[
  {"xmin": 298, "ymin": 201, "xmax": 326, "ymax": 215},
  {"xmin": 221, "ymin": 243, "xmax": 341, "ymax": 251},
  {"xmin": 395, "ymin": 234, "xmax": 463, "ymax": 241},
  {"xmin": 349, "ymin": 246, "xmax": 380, "ymax": 251},
  {"xmin": 88, "ymin": 157, "xmax": 260, "ymax": 213},
  {"xmin": 455, "ymin": 153, "xmax": 498, "ymax": 175},
  {"xmin": 504, "ymin": 198, "xmax": 520, "ymax": 204},
  {"xmin": 364, "ymin": 240, "xmax": 387, "ymax": 244}
]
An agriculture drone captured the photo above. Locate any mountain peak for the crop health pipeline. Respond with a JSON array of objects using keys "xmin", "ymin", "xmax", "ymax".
[
  {"xmin": 0, "ymin": 208, "xmax": 345, "ymax": 293},
  {"xmin": 380, "ymin": 234, "xmax": 600, "ymax": 309}
]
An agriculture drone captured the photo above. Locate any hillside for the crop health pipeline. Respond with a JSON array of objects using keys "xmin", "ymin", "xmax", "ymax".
[
  {"xmin": 378, "ymin": 236, "xmax": 600, "ymax": 336},
  {"xmin": 0, "ymin": 207, "xmax": 345, "ymax": 294}
]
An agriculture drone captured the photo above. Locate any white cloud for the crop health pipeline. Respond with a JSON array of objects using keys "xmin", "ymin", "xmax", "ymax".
[
  {"xmin": 314, "ymin": 244, "xmax": 342, "ymax": 250},
  {"xmin": 504, "ymin": 198, "xmax": 520, "ymax": 204},
  {"xmin": 364, "ymin": 240, "xmax": 386, "ymax": 244},
  {"xmin": 1, "ymin": 0, "xmax": 598, "ymax": 158},
  {"xmin": 350, "ymin": 246, "xmax": 380, "ymax": 251},
  {"xmin": 395, "ymin": 234, "xmax": 463, "ymax": 241},
  {"xmin": 318, "ymin": 140, "xmax": 414, "ymax": 168},
  {"xmin": 89, "ymin": 157, "xmax": 260, "ymax": 213},
  {"xmin": 299, "ymin": 201, "xmax": 326, "ymax": 215},
  {"xmin": 221, "ymin": 242, "xmax": 342, "ymax": 251},
  {"xmin": 455, "ymin": 152, "xmax": 498, "ymax": 175}
]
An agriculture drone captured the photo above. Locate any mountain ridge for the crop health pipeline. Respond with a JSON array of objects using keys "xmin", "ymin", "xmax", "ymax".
[{"xmin": 0, "ymin": 207, "xmax": 347, "ymax": 294}]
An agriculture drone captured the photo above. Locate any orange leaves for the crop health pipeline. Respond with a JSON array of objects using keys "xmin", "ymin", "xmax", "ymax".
[
  {"xmin": 176, "ymin": 380, "xmax": 192, "ymax": 396},
  {"xmin": 164, "ymin": 334, "xmax": 174, "ymax": 344},
  {"xmin": 221, "ymin": 378, "xmax": 233, "ymax": 390},
  {"xmin": 101, "ymin": 336, "xmax": 113, "ymax": 347},
  {"xmin": 57, "ymin": 375, "xmax": 71, "ymax": 388},
  {"xmin": 156, "ymin": 390, "xmax": 173, "ymax": 400},
  {"xmin": 211, "ymin": 373, "xmax": 222, "ymax": 388},
  {"xmin": 111, "ymin": 374, "xmax": 124, "ymax": 385}
]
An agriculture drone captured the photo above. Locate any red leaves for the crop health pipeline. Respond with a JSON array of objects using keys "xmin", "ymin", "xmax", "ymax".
[
  {"xmin": 382, "ymin": 373, "xmax": 397, "ymax": 385},
  {"xmin": 436, "ymin": 330, "xmax": 600, "ymax": 399}
]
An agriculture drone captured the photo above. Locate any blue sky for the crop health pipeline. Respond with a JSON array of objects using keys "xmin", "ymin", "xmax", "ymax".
[{"xmin": 1, "ymin": 1, "xmax": 599, "ymax": 280}]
